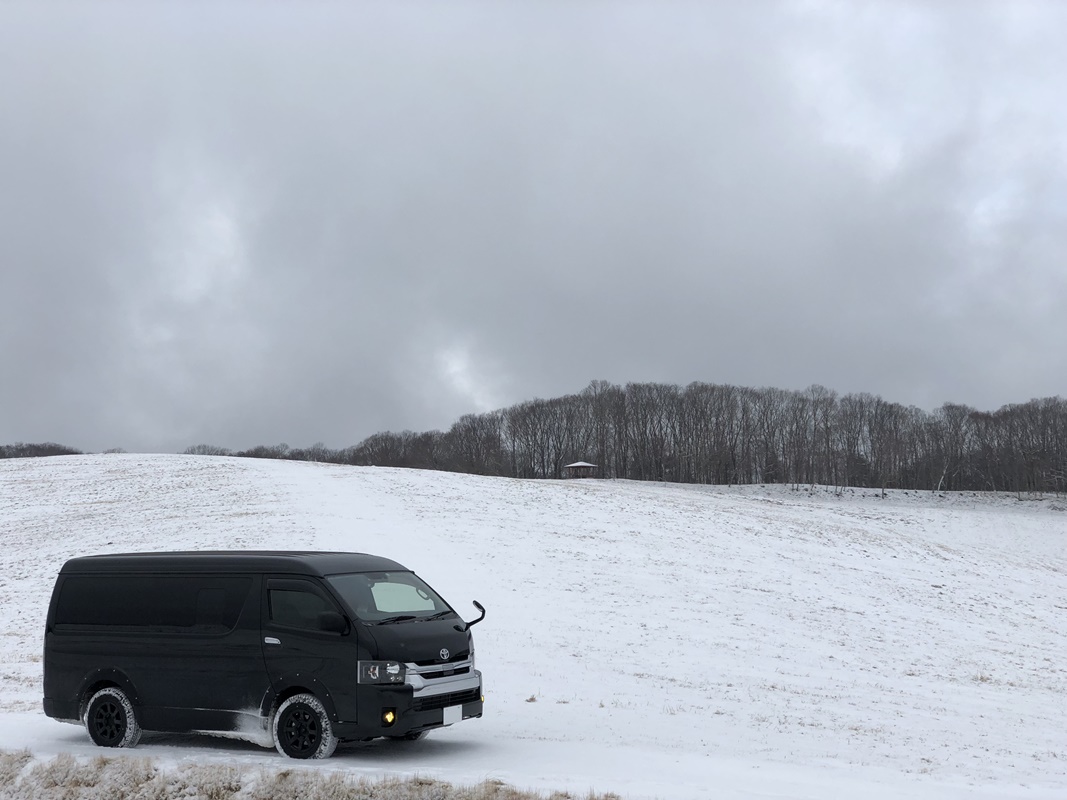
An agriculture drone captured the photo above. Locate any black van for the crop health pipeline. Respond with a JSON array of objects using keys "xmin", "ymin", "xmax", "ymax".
[{"xmin": 43, "ymin": 551, "xmax": 484, "ymax": 758}]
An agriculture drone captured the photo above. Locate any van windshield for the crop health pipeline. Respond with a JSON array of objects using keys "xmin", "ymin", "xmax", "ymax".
[{"xmin": 326, "ymin": 571, "xmax": 453, "ymax": 623}]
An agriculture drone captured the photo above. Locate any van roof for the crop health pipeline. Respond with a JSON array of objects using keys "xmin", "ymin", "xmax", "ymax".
[{"xmin": 58, "ymin": 551, "xmax": 407, "ymax": 577}]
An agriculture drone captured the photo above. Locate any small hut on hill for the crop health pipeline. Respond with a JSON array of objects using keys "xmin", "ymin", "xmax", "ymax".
[{"xmin": 563, "ymin": 461, "xmax": 598, "ymax": 479}]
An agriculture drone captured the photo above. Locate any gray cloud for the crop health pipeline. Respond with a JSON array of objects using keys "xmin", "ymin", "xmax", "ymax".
[{"xmin": 1, "ymin": 1, "xmax": 1064, "ymax": 452}]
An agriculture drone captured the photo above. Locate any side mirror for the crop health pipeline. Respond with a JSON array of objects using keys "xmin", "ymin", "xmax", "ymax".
[
  {"xmin": 455, "ymin": 600, "xmax": 486, "ymax": 632},
  {"xmin": 318, "ymin": 611, "xmax": 348, "ymax": 634}
]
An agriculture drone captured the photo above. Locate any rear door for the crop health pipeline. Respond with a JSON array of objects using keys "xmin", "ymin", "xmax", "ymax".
[{"xmin": 261, "ymin": 577, "xmax": 362, "ymax": 722}]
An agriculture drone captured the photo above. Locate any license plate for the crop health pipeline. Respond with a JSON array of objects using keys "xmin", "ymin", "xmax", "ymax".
[{"xmin": 443, "ymin": 705, "xmax": 462, "ymax": 725}]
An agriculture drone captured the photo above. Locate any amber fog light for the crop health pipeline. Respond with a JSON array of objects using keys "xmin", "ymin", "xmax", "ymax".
[{"xmin": 382, "ymin": 709, "xmax": 396, "ymax": 726}]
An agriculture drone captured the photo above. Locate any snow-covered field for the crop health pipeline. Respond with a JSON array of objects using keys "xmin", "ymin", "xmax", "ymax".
[{"xmin": 1, "ymin": 454, "xmax": 1064, "ymax": 799}]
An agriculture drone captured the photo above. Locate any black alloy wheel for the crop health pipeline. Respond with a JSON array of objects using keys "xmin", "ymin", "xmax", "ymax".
[
  {"xmin": 91, "ymin": 697, "xmax": 127, "ymax": 746},
  {"xmin": 278, "ymin": 702, "xmax": 322, "ymax": 758},
  {"xmin": 84, "ymin": 687, "xmax": 141, "ymax": 749}
]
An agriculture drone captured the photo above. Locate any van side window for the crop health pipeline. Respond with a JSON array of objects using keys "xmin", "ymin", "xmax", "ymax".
[
  {"xmin": 268, "ymin": 586, "xmax": 334, "ymax": 630},
  {"xmin": 54, "ymin": 576, "xmax": 251, "ymax": 633}
]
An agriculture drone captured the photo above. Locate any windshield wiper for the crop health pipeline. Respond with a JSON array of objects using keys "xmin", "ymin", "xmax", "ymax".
[
  {"xmin": 424, "ymin": 610, "xmax": 454, "ymax": 621},
  {"xmin": 375, "ymin": 615, "xmax": 417, "ymax": 625}
]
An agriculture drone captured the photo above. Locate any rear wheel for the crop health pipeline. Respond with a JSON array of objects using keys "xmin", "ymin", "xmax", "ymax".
[
  {"xmin": 84, "ymin": 687, "xmax": 142, "ymax": 749},
  {"xmin": 273, "ymin": 694, "xmax": 338, "ymax": 759}
]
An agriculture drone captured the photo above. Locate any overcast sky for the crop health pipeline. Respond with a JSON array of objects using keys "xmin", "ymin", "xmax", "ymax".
[{"xmin": 2, "ymin": 1, "xmax": 1065, "ymax": 453}]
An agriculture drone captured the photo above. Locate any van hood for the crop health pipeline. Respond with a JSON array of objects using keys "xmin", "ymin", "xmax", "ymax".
[{"xmin": 364, "ymin": 616, "xmax": 471, "ymax": 664}]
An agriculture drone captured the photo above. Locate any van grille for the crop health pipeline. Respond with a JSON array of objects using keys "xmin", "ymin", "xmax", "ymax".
[
  {"xmin": 416, "ymin": 666, "xmax": 470, "ymax": 681},
  {"xmin": 413, "ymin": 651, "xmax": 469, "ymax": 667},
  {"xmin": 412, "ymin": 688, "xmax": 481, "ymax": 712}
]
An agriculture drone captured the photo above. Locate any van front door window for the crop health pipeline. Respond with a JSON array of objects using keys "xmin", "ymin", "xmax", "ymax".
[{"xmin": 269, "ymin": 589, "xmax": 331, "ymax": 630}]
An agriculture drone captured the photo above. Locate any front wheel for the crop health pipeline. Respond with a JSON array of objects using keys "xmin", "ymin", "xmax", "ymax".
[
  {"xmin": 273, "ymin": 694, "xmax": 338, "ymax": 759},
  {"xmin": 84, "ymin": 687, "xmax": 142, "ymax": 749}
]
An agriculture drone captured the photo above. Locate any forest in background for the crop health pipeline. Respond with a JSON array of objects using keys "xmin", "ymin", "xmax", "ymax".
[{"xmin": 5, "ymin": 381, "xmax": 1066, "ymax": 494}]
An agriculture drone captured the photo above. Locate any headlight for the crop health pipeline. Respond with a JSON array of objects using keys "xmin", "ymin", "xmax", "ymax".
[{"xmin": 358, "ymin": 661, "xmax": 406, "ymax": 684}]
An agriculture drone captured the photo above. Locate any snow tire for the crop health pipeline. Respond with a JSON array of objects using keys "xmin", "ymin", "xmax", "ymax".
[
  {"xmin": 84, "ymin": 687, "xmax": 143, "ymax": 749},
  {"xmin": 273, "ymin": 693, "xmax": 338, "ymax": 759}
]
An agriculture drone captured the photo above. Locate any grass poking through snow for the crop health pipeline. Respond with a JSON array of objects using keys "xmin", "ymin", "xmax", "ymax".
[{"xmin": 0, "ymin": 749, "xmax": 622, "ymax": 800}]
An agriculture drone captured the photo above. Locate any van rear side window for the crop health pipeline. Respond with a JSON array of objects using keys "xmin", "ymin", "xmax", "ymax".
[{"xmin": 54, "ymin": 576, "xmax": 252, "ymax": 633}]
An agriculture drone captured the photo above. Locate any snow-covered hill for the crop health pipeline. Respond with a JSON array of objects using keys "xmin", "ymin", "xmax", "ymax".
[{"xmin": 1, "ymin": 454, "xmax": 1064, "ymax": 799}]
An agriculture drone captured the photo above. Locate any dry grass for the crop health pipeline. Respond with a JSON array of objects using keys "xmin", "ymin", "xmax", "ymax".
[
  {"xmin": 0, "ymin": 751, "xmax": 32, "ymax": 791},
  {"xmin": 0, "ymin": 750, "xmax": 623, "ymax": 800}
]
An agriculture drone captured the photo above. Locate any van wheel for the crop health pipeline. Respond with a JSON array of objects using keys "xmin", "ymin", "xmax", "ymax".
[
  {"xmin": 85, "ymin": 687, "xmax": 142, "ymax": 749},
  {"xmin": 273, "ymin": 694, "xmax": 338, "ymax": 759}
]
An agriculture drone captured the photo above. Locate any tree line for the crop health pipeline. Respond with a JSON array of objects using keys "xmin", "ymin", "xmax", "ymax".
[
  {"xmin": 4, "ymin": 382, "xmax": 1064, "ymax": 494},
  {"xmin": 0, "ymin": 442, "xmax": 83, "ymax": 458},
  {"xmin": 184, "ymin": 381, "xmax": 1067, "ymax": 495}
]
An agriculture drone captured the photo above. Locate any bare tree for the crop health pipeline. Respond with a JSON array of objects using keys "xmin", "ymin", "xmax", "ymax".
[
  {"xmin": 182, "ymin": 444, "xmax": 233, "ymax": 456},
  {"xmin": 167, "ymin": 383, "xmax": 1066, "ymax": 494}
]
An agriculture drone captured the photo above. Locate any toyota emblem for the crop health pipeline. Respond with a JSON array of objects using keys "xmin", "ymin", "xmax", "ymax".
[{"xmin": 439, "ymin": 648, "xmax": 450, "ymax": 661}]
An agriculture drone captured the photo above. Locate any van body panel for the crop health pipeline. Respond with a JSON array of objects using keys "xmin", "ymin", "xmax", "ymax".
[
  {"xmin": 56, "ymin": 551, "xmax": 407, "ymax": 577},
  {"xmin": 44, "ymin": 664, "xmax": 139, "ymax": 723},
  {"xmin": 366, "ymin": 617, "xmax": 472, "ymax": 663},
  {"xmin": 43, "ymin": 551, "xmax": 483, "ymax": 752},
  {"xmin": 46, "ymin": 571, "xmax": 272, "ymax": 730},
  {"xmin": 261, "ymin": 574, "xmax": 370, "ymax": 723}
]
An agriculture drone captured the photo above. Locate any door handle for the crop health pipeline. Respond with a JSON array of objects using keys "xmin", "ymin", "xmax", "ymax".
[{"xmin": 264, "ymin": 637, "xmax": 281, "ymax": 645}]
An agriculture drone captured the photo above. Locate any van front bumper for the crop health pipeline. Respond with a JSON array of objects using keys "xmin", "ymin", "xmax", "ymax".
[{"xmin": 340, "ymin": 666, "xmax": 482, "ymax": 740}]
